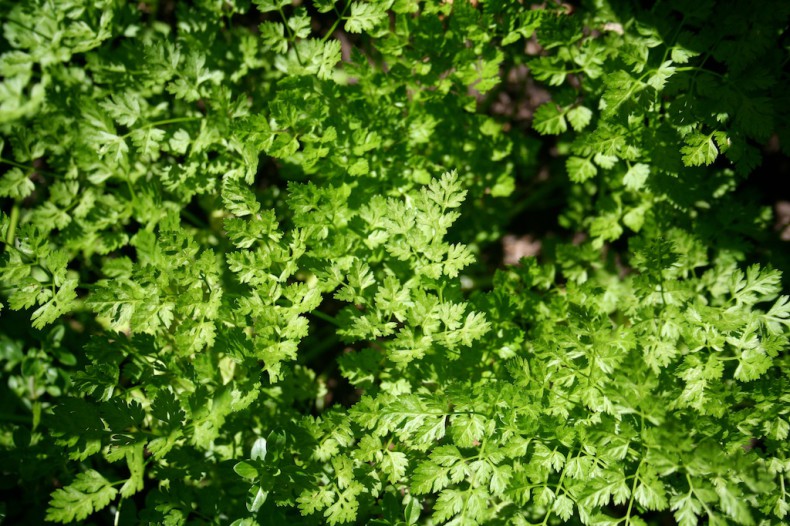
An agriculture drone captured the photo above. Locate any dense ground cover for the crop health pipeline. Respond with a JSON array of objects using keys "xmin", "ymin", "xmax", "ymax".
[{"xmin": 1, "ymin": 0, "xmax": 789, "ymax": 524}]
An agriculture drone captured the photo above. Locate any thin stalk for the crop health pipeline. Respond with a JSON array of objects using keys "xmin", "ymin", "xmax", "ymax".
[
  {"xmin": 6, "ymin": 202, "xmax": 20, "ymax": 245},
  {"xmin": 310, "ymin": 309, "xmax": 342, "ymax": 327},
  {"xmin": 120, "ymin": 116, "xmax": 201, "ymax": 139},
  {"xmin": 114, "ymin": 497, "xmax": 124, "ymax": 526},
  {"xmin": 299, "ymin": 331, "xmax": 341, "ymax": 364},
  {"xmin": 540, "ymin": 448, "xmax": 573, "ymax": 526},
  {"xmin": 181, "ymin": 208, "xmax": 210, "ymax": 230},
  {"xmin": 0, "ymin": 157, "xmax": 60, "ymax": 178},
  {"xmin": 0, "ymin": 157, "xmax": 34, "ymax": 171},
  {"xmin": 622, "ymin": 458, "xmax": 645, "ymax": 525},
  {"xmin": 279, "ymin": 6, "xmax": 303, "ymax": 65},
  {"xmin": 5, "ymin": 17, "xmax": 50, "ymax": 39},
  {"xmin": 321, "ymin": 1, "xmax": 351, "ymax": 43}
]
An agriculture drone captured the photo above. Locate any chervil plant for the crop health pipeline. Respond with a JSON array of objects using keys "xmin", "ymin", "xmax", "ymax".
[{"xmin": 0, "ymin": 1, "xmax": 788, "ymax": 525}]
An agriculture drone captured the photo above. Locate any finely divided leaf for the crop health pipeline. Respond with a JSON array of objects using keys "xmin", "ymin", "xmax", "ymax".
[
  {"xmin": 533, "ymin": 103, "xmax": 567, "ymax": 135},
  {"xmin": 345, "ymin": 3, "xmax": 386, "ymax": 33},
  {"xmin": 681, "ymin": 133, "xmax": 718, "ymax": 166},
  {"xmin": 46, "ymin": 470, "xmax": 118, "ymax": 524}
]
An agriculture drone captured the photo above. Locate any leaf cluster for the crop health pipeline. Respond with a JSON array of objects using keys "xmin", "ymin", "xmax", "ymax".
[{"xmin": 0, "ymin": 1, "xmax": 788, "ymax": 526}]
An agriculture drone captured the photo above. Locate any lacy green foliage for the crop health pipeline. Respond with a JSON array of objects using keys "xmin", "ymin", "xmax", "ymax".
[
  {"xmin": 0, "ymin": 1, "xmax": 788, "ymax": 526},
  {"xmin": 529, "ymin": 0, "xmax": 790, "ymax": 252}
]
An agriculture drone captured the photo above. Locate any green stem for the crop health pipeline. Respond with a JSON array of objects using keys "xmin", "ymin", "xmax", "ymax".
[
  {"xmin": 660, "ymin": 15, "xmax": 687, "ymax": 65},
  {"xmin": 310, "ymin": 309, "xmax": 341, "ymax": 327},
  {"xmin": 181, "ymin": 208, "xmax": 209, "ymax": 229},
  {"xmin": 684, "ymin": 36, "xmax": 723, "ymax": 94},
  {"xmin": 686, "ymin": 473, "xmax": 716, "ymax": 519},
  {"xmin": 200, "ymin": 271, "xmax": 213, "ymax": 294},
  {"xmin": 6, "ymin": 202, "xmax": 19, "ymax": 245},
  {"xmin": 622, "ymin": 458, "xmax": 644, "ymax": 525},
  {"xmin": 0, "ymin": 157, "xmax": 61, "ymax": 179},
  {"xmin": 0, "ymin": 157, "xmax": 33, "ymax": 171},
  {"xmin": 114, "ymin": 496, "xmax": 124, "ymax": 526},
  {"xmin": 279, "ymin": 7, "xmax": 303, "ymax": 65},
  {"xmin": 125, "ymin": 180, "xmax": 137, "ymax": 212},
  {"xmin": 540, "ymin": 447, "xmax": 577, "ymax": 526},
  {"xmin": 120, "ymin": 117, "xmax": 201, "ymax": 139},
  {"xmin": 658, "ymin": 275, "xmax": 668, "ymax": 307},
  {"xmin": 674, "ymin": 66, "xmax": 725, "ymax": 80},
  {"xmin": 321, "ymin": 1, "xmax": 351, "ymax": 43},
  {"xmin": 5, "ymin": 17, "xmax": 51, "ymax": 40},
  {"xmin": 300, "ymin": 331, "xmax": 341, "ymax": 364}
]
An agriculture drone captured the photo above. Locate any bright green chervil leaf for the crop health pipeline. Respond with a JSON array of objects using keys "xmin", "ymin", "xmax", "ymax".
[
  {"xmin": 623, "ymin": 163, "xmax": 650, "ymax": 190},
  {"xmin": 533, "ymin": 103, "xmax": 568, "ymax": 135},
  {"xmin": 682, "ymin": 132, "xmax": 719, "ymax": 166},
  {"xmin": 567, "ymin": 106, "xmax": 593, "ymax": 132},
  {"xmin": 0, "ymin": 167, "xmax": 34, "ymax": 198},
  {"xmin": 345, "ymin": 2, "xmax": 387, "ymax": 33},
  {"xmin": 567, "ymin": 156, "xmax": 597, "ymax": 182},
  {"xmin": 46, "ymin": 470, "xmax": 117, "ymax": 523}
]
